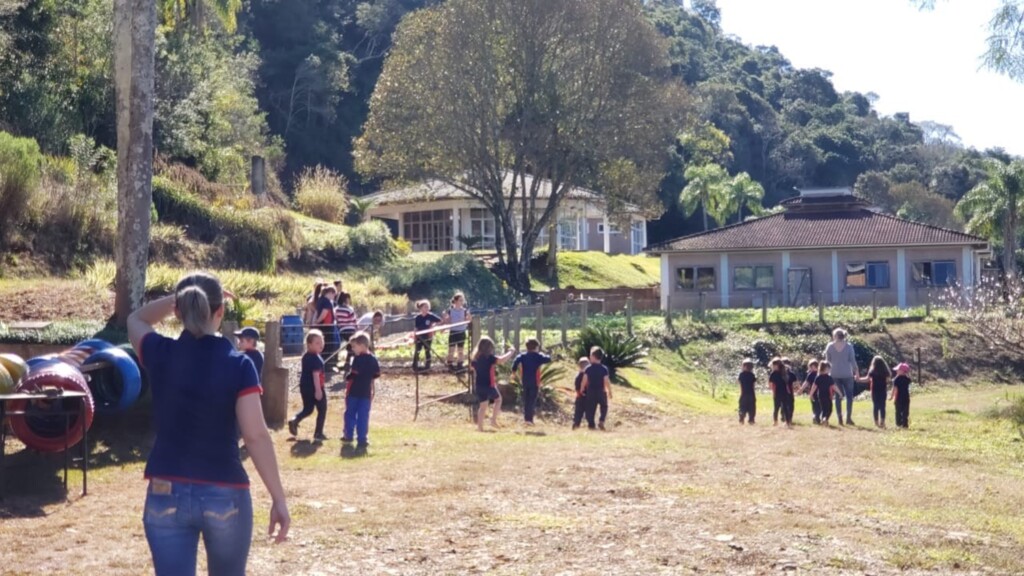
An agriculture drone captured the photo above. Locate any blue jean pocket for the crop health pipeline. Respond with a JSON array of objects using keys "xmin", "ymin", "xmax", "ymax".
[{"xmin": 143, "ymin": 492, "xmax": 180, "ymax": 528}]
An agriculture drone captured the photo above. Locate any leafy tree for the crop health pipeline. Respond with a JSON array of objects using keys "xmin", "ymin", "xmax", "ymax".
[
  {"xmin": 956, "ymin": 157, "xmax": 1024, "ymax": 277},
  {"xmin": 723, "ymin": 172, "xmax": 765, "ymax": 223},
  {"xmin": 159, "ymin": 0, "xmax": 242, "ymax": 33},
  {"xmin": 680, "ymin": 163, "xmax": 728, "ymax": 230},
  {"xmin": 356, "ymin": 0, "xmax": 685, "ymax": 293},
  {"xmin": 916, "ymin": 1, "xmax": 1024, "ymax": 82}
]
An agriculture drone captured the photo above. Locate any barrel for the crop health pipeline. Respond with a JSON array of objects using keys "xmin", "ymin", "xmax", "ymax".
[{"xmin": 280, "ymin": 315, "xmax": 305, "ymax": 356}]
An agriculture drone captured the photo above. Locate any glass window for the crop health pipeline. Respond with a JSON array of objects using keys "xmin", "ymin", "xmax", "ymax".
[
  {"xmin": 469, "ymin": 208, "xmax": 496, "ymax": 250},
  {"xmin": 403, "ymin": 210, "xmax": 452, "ymax": 251},
  {"xmin": 846, "ymin": 261, "xmax": 889, "ymax": 288},
  {"xmin": 630, "ymin": 221, "xmax": 645, "ymax": 255},
  {"xmin": 912, "ymin": 261, "xmax": 956, "ymax": 286},
  {"xmin": 558, "ymin": 219, "xmax": 578, "ymax": 250},
  {"xmin": 677, "ymin": 266, "xmax": 715, "ymax": 291},
  {"xmin": 734, "ymin": 266, "xmax": 774, "ymax": 290}
]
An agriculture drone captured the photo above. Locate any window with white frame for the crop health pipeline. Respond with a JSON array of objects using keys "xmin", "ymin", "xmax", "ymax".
[
  {"xmin": 630, "ymin": 221, "xmax": 645, "ymax": 254},
  {"xmin": 469, "ymin": 208, "xmax": 496, "ymax": 249},
  {"xmin": 402, "ymin": 210, "xmax": 452, "ymax": 251},
  {"xmin": 846, "ymin": 261, "xmax": 889, "ymax": 288},
  {"xmin": 558, "ymin": 219, "xmax": 579, "ymax": 250},
  {"xmin": 734, "ymin": 266, "xmax": 774, "ymax": 290},
  {"xmin": 677, "ymin": 266, "xmax": 716, "ymax": 291},
  {"xmin": 596, "ymin": 222, "xmax": 621, "ymax": 234},
  {"xmin": 912, "ymin": 260, "xmax": 956, "ymax": 286}
]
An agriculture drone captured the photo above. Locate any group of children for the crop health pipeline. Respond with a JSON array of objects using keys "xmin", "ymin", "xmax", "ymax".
[
  {"xmin": 304, "ymin": 279, "xmax": 386, "ymax": 373},
  {"xmin": 738, "ymin": 355, "xmax": 913, "ymax": 428},
  {"xmin": 411, "ymin": 293, "xmax": 472, "ymax": 372}
]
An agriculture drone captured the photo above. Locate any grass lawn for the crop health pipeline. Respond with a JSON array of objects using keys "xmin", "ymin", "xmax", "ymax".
[
  {"xmin": 532, "ymin": 251, "xmax": 660, "ymax": 291},
  {"xmin": 1, "ymin": 351, "xmax": 1022, "ymax": 574}
]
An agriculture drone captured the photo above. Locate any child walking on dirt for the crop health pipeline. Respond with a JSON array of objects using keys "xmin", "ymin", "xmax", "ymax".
[
  {"xmin": 737, "ymin": 359, "xmax": 757, "ymax": 424},
  {"xmin": 511, "ymin": 338, "xmax": 552, "ymax": 425},
  {"xmin": 572, "ymin": 357, "xmax": 590, "ymax": 430},
  {"xmin": 413, "ymin": 300, "xmax": 442, "ymax": 372},
  {"xmin": 769, "ymin": 358, "xmax": 793, "ymax": 428},
  {"xmin": 857, "ymin": 356, "xmax": 891, "ymax": 428},
  {"xmin": 443, "ymin": 292, "xmax": 472, "ymax": 371},
  {"xmin": 342, "ymin": 332, "xmax": 380, "ymax": 448},
  {"xmin": 288, "ymin": 330, "xmax": 328, "ymax": 441},
  {"xmin": 810, "ymin": 361, "xmax": 838, "ymax": 427},
  {"xmin": 471, "ymin": 336, "xmax": 515, "ymax": 431},
  {"xmin": 892, "ymin": 362, "xmax": 912, "ymax": 428},
  {"xmin": 582, "ymin": 347, "xmax": 613, "ymax": 430},
  {"xmin": 802, "ymin": 359, "xmax": 820, "ymax": 424}
]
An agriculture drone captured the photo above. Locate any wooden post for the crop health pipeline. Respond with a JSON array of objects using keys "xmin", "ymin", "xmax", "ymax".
[
  {"xmin": 925, "ymin": 290, "xmax": 932, "ymax": 317},
  {"xmin": 916, "ymin": 347, "xmax": 922, "ymax": 386},
  {"xmin": 502, "ymin": 312, "xmax": 511, "ymax": 348},
  {"xmin": 580, "ymin": 300, "xmax": 588, "ymax": 329},
  {"xmin": 513, "ymin": 307, "xmax": 522, "ymax": 351},
  {"xmin": 470, "ymin": 316, "xmax": 481, "ymax": 356},
  {"xmin": 560, "ymin": 301, "xmax": 569, "ymax": 347},
  {"xmin": 698, "ymin": 291, "xmax": 706, "ymax": 321},
  {"xmin": 626, "ymin": 295, "xmax": 634, "ymax": 337},
  {"xmin": 536, "ymin": 304, "xmax": 544, "ymax": 347},
  {"xmin": 259, "ymin": 320, "xmax": 289, "ymax": 428},
  {"xmin": 664, "ymin": 294, "xmax": 673, "ymax": 329},
  {"xmin": 488, "ymin": 312, "xmax": 497, "ymax": 340},
  {"xmin": 251, "ymin": 155, "xmax": 266, "ymax": 198},
  {"xmin": 761, "ymin": 291, "xmax": 768, "ymax": 326},
  {"xmin": 872, "ymin": 290, "xmax": 878, "ymax": 320},
  {"xmin": 818, "ymin": 291, "xmax": 824, "ymax": 323}
]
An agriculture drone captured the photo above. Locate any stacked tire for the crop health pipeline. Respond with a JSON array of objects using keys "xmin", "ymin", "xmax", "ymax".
[{"xmin": 8, "ymin": 361, "xmax": 95, "ymax": 453}]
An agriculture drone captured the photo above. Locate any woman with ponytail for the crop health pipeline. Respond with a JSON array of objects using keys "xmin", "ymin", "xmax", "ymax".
[{"xmin": 128, "ymin": 272, "xmax": 290, "ymax": 575}]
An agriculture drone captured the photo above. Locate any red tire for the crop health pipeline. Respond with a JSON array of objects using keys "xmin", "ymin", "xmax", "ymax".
[{"xmin": 9, "ymin": 363, "xmax": 95, "ymax": 452}]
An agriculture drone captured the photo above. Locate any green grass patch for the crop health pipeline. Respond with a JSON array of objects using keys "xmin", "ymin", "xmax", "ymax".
[
  {"xmin": 616, "ymin": 349, "xmax": 733, "ymax": 415},
  {"xmin": 532, "ymin": 252, "xmax": 660, "ymax": 291}
]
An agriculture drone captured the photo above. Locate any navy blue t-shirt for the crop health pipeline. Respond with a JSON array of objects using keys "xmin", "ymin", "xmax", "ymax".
[
  {"xmin": 583, "ymin": 363, "xmax": 609, "ymax": 398},
  {"xmin": 471, "ymin": 355, "xmax": 498, "ymax": 393},
  {"xmin": 140, "ymin": 331, "xmax": 261, "ymax": 487},
  {"xmin": 869, "ymin": 371, "xmax": 889, "ymax": 400},
  {"xmin": 414, "ymin": 312, "xmax": 442, "ymax": 337},
  {"xmin": 243, "ymin": 349, "xmax": 264, "ymax": 379},
  {"xmin": 315, "ymin": 296, "xmax": 335, "ymax": 326},
  {"xmin": 894, "ymin": 374, "xmax": 911, "ymax": 397},
  {"xmin": 738, "ymin": 371, "xmax": 756, "ymax": 396},
  {"xmin": 574, "ymin": 372, "xmax": 585, "ymax": 394},
  {"xmin": 511, "ymin": 351, "xmax": 552, "ymax": 388},
  {"xmin": 300, "ymin": 352, "xmax": 325, "ymax": 391},
  {"xmin": 346, "ymin": 352, "xmax": 381, "ymax": 399},
  {"xmin": 769, "ymin": 371, "xmax": 791, "ymax": 396}
]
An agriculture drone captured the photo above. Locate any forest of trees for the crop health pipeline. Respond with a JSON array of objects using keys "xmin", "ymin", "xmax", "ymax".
[{"xmin": 0, "ymin": 0, "xmax": 1019, "ymax": 253}]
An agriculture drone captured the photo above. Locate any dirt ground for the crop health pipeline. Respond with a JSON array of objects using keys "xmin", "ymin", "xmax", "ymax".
[{"xmin": 1, "ymin": 363, "xmax": 1023, "ymax": 575}]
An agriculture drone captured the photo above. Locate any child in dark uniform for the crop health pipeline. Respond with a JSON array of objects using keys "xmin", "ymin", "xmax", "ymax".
[
  {"xmin": 572, "ymin": 357, "xmax": 590, "ymax": 430},
  {"xmin": 769, "ymin": 357, "xmax": 793, "ymax": 428},
  {"xmin": 783, "ymin": 357, "xmax": 798, "ymax": 427},
  {"xmin": 511, "ymin": 338, "xmax": 552, "ymax": 425},
  {"xmin": 413, "ymin": 300, "xmax": 442, "ymax": 372},
  {"xmin": 810, "ymin": 361, "xmax": 838, "ymax": 427},
  {"xmin": 892, "ymin": 362, "xmax": 912, "ymax": 428},
  {"xmin": 801, "ymin": 359, "xmax": 820, "ymax": 424},
  {"xmin": 234, "ymin": 327, "xmax": 264, "ymax": 379},
  {"xmin": 288, "ymin": 330, "xmax": 328, "ymax": 441},
  {"xmin": 471, "ymin": 336, "xmax": 515, "ymax": 431},
  {"xmin": 737, "ymin": 358, "xmax": 756, "ymax": 424},
  {"xmin": 342, "ymin": 332, "xmax": 380, "ymax": 448},
  {"xmin": 582, "ymin": 347, "xmax": 613, "ymax": 430},
  {"xmin": 857, "ymin": 356, "xmax": 890, "ymax": 428}
]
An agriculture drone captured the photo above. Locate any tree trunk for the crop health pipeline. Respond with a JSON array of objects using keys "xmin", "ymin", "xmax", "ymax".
[
  {"xmin": 546, "ymin": 207, "xmax": 558, "ymax": 279},
  {"xmin": 702, "ymin": 205, "xmax": 708, "ymax": 231},
  {"xmin": 113, "ymin": 0, "xmax": 157, "ymax": 327}
]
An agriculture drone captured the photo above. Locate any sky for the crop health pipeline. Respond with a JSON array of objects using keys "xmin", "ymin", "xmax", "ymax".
[{"xmin": 715, "ymin": 0, "xmax": 1024, "ymax": 155}]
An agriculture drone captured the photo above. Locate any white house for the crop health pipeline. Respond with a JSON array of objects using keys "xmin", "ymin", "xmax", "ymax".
[{"xmin": 364, "ymin": 176, "xmax": 648, "ymax": 255}]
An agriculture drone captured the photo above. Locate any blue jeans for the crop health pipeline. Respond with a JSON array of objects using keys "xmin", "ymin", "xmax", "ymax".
[
  {"xmin": 143, "ymin": 480, "xmax": 253, "ymax": 576},
  {"xmin": 344, "ymin": 397, "xmax": 372, "ymax": 444},
  {"xmin": 834, "ymin": 377, "xmax": 856, "ymax": 422}
]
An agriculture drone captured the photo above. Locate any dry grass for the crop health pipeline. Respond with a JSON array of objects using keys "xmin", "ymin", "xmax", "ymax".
[{"xmin": 1, "ymin": 355, "xmax": 1022, "ymax": 575}]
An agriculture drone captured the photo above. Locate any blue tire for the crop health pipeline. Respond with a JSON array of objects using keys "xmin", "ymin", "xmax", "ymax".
[
  {"xmin": 74, "ymin": 339, "xmax": 114, "ymax": 353},
  {"xmin": 116, "ymin": 343, "xmax": 149, "ymax": 400},
  {"xmin": 83, "ymin": 347, "xmax": 142, "ymax": 414},
  {"xmin": 26, "ymin": 355, "xmax": 59, "ymax": 370}
]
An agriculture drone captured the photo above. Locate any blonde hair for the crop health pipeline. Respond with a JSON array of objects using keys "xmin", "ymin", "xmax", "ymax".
[
  {"xmin": 306, "ymin": 329, "xmax": 324, "ymax": 347},
  {"xmin": 350, "ymin": 331, "xmax": 371, "ymax": 349},
  {"xmin": 175, "ymin": 272, "xmax": 223, "ymax": 337}
]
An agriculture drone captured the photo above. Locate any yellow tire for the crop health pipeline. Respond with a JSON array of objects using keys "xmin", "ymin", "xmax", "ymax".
[
  {"xmin": 0, "ymin": 353, "xmax": 29, "ymax": 384},
  {"xmin": 0, "ymin": 364, "xmax": 15, "ymax": 394}
]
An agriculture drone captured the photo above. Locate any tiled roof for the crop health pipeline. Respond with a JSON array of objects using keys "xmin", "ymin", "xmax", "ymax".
[
  {"xmin": 646, "ymin": 209, "xmax": 986, "ymax": 253},
  {"xmin": 364, "ymin": 175, "xmax": 602, "ymax": 207}
]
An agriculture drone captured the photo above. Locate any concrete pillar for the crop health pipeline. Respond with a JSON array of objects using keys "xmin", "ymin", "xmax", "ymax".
[
  {"xmin": 896, "ymin": 248, "xmax": 907, "ymax": 309},
  {"xmin": 831, "ymin": 250, "xmax": 840, "ymax": 304},
  {"xmin": 660, "ymin": 253, "xmax": 671, "ymax": 311},
  {"xmin": 260, "ymin": 321, "xmax": 290, "ymax": 429},
  {"xmin": 452, "ymin": 207, "xmax": 461, "ymax": 250},
  {"xmin": 720, "ymin": 253, "xmax": 730, "ymax": 308},
  {"xmin": 603, "ymin": 214, "xmax": 611, "ymax": 253},
  {"xmin": 781, "ymin": 251, "xmax": 791, "ymax": 306}
]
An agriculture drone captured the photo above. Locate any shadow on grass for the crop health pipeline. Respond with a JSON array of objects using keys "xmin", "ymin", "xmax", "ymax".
[
  {"xmin": 0, "ymin": 406, "xmax": 152, "ymax": 519},
  {"xmin": 340, "ymin": 444, "xmax": 368, "ymax": 459},
  {"xmin": 289, "ymin": 440, "xmax": 323, "ymax": 458}
]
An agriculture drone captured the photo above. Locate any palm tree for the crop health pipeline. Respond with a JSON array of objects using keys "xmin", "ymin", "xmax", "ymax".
[
  {"xmin": 348, "ymin": 196, "xmax": 376, "ymax": 225},
  {"xmin": 955, "ymin": 157, "xmax": 1024, "ymax": 278},
  {"xmin": 724, "ymin": 172, "xmax": 765, "ymax": 224},
  {"xmin": 159, "ymin": 0, "xmax": 242, "ymax": 33},
  {"xmin": 680, "ymin": 164, "xmax": 729, "ymax": 231}
]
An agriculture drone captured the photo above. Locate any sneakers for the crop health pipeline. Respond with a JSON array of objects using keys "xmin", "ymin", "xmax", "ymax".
[
  {"xmin": 341, "ymin": 436, "xmax": 354, "ymax": 443},
  {"xmin": 313, "ymin": 433, "xmax": 328, "ymax": 442},
  {"xmin": 288, "ymin": 419, "xmax": 298, "ymax": 437},
  {"xmin": 598, "ymin": 422, "xmax": 606, "ymax": 431},
  {"xmin": 846, "ymin": 419, "xmax": 856, "ymax": 427}
]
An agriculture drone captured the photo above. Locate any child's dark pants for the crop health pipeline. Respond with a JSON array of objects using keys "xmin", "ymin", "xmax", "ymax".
[
  {"xmin": 819, "ymin": 394, "xmax": 833, "ymax": 421},
  {"xmin": 780, "ymin": 393, "xmax": 794, "ymax": 424},
  {"xmin": 585, "ymin": 394, "xmax": 608, "ymax": 429},
  {"xmin": 293, "ymin": 385, "xmax": 327, "ymax": 437},
  {"xmin": 895, "ymin": 393, "xmax": 910, "ymax": 428},
  {"xmin": 572, "ymin": 396, "xmax": 585, "ymax": 428},
  {"xmin": 522, "ymin": 384, "xmax": 539, "ymax": 423},
  {"xmin": 413, "ymin": 337, "xmax": 433, "ymax": 369},
  {"xmin": 873, "ymin": 393, "xmax": 887, "ymax": 424},
  {"xmin": 738, "ymin": 394, "xmax": 756, "ymax": 423},
  {"xmin": 810, "ymin": 395, "xmax": 821, "ymax": 423}
]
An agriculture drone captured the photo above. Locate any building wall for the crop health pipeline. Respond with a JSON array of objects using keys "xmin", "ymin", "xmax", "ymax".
[
  {"xmin": 583, "ymin": 218, "xmax": 633, "ymax": 255},
  {"xmin": 663, "ymin": 246, "xmax": 975, "ymax": 311}
]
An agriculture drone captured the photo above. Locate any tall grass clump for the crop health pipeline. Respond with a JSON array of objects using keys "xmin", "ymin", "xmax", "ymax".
[
  {"xmin": 346, "ymin": 220, "xmax": 396, "ymax": 264},
  {"xmin": 294, "ymin": 165, "xmax": 348, "ymax": 224},
  {"xmin": 0, "ymin": 131, "xmax": 43, "ymax": 245}
]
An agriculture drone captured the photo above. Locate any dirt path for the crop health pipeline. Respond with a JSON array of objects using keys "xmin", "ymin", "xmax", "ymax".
[{"xmin": 1, "ymin": 371, "xmax": 1022, "ymax": 575}]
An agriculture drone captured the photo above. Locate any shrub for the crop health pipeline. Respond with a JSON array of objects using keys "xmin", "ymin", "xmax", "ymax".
[
  {"xmin": 152, "ymin": 176, "xmax": 279, "ymax": 272},
  {"xmin": 1009, "ymin": 396, "xmax": 1024, "ymax": 440},
  {"xmin": 383, "ymin": 253, "xmax": 510, "ymax": 309},
  {"xmin": 498, "ymin": 361, "xmax": 569, "ymax": 406},
  {"xmin": 295, "ymin": 166, "xmax": 348, "ymax": 223},
  {"xmin": 346, "ymin": 221, "xmax": 396, "ymax": 264},
  {"xmin": 0, "ymin": 131, "xmax": 43, "ymax": 245},
  {"xmin": 573, "ymin": 326, "xmax": 648, "ymax": 379}
]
